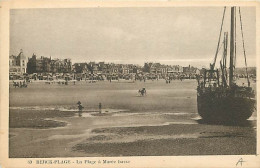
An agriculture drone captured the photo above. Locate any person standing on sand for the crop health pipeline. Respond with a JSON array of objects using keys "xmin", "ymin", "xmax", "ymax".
[
  {"xmin": 99, "ymin": 103, "xmax": 102, "ymax": 114},
  {"xmin": 77, "ymin": 101, "xmax": 84, "ymax": 112}
]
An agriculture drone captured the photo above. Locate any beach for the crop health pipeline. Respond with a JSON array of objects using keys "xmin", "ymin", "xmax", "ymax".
[{"xmin": 9, "ymin": 79, "xmax": 257, "ymax": 157}]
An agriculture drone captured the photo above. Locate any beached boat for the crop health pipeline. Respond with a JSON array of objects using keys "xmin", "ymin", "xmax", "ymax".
[{"xmin": 196, "ymin": 7, "xmax": 256, "ymax": 122}]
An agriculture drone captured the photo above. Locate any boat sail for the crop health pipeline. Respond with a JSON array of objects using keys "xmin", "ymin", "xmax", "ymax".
[{"xmin": 196, "ymin": 7, "xmax": 256, "ymax": 122}]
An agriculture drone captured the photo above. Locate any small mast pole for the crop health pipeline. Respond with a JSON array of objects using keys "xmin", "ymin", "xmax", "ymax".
[{"xmin": 229, "ymin": 7, "xmax": 235, "ymax": 86}]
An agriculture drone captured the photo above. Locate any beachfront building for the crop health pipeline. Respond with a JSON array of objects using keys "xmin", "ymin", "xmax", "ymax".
[
  {"xmin": 101, "ymin": 64, "xmax": 110, "ymax": 74},
  {"xmin": 51, "ymin": 59, "xmax": 72, "ymax": 73},
  {"xmin": 9, "ymin": 49, "xmax": 27, "ymax": 75},
  {"xmin": 71, "ymin": 61, "xmax": 201, "ymax": 80},
  {"xmin": 143, "ymin": 63, "xmax": 166, "ymax": 74},
  {"xmin": 183, "ymin": 65, "xmax": 200, "ymax": 79},
  {"xmin": 27, "ymin": 54, "xmax": 51, "ymax": 73},
  {"xmin": 73, "ymin": 62, "xmax": 145, "ymax": 80},
  {"xmin": 74, "ymin": 63, "xmax": 89, "ymax": 74},
  {"xmin": 133, "ymin": 65, "xmax": 143, "ymax": 74},
  {"xmin": 167, "ymin": 65, "xmax": 183, "ymax": 74},
  {"xmin": 27, "ymin": 54, "xmax": 72, "ymax": 74},
  {"xmin": 143, "ymin": 62, "xmax": 183, "ymax": 79},
  {"xmin": 183, "ymin": 65, "xmax": 200, "ymax": 74}
]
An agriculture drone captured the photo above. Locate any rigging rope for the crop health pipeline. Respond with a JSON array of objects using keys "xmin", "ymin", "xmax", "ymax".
[
  {"xmin": 219, "ymin": 41, "xmax": 224, "ymax": 58},
  {"xmin": 239, "ymin": 7, "xmax": 250, "ymax": 86},
  {"xmin": 234, "ymin": 7, "xmax": 237, "ymax": 69},
  {"xmin": 212, "ymin": 7, "xmax": 226, "ymax": 69}
]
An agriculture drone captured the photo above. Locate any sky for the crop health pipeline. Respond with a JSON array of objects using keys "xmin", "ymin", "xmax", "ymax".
[{"xmin": 10, "ymin": 7, "xmax": 256, "ymax": 68}]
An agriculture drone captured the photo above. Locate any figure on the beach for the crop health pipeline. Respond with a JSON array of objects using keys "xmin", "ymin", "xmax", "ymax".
[
  {"xmin": 138, "ymin": 88, "xmax": 146, "ymax": 96},
  {"xmin": 99, "ymin": 103, "xmax": 102, "ymax": 114},
  {"xmin": 77, "ymin": 101, "xmax": 84, "ymax": 112},
  {"xmin": 13, "ymin": 81, "xmax": 19, "ymax": 88},
  {"xmin": 23, "ymin": 81, "xmax": 27, "ymax": 88}
]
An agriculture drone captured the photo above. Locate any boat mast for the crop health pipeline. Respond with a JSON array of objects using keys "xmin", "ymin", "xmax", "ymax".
[
  {"xmin": 229, "ymin": 7, "xmax": 235, "ymax": 86},
  {"xmin": 220, "ymin": 32, "xmax": 228, "ymax": 87}
]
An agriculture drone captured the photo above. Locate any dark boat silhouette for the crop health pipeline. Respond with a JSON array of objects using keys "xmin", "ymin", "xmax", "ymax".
[{"xmin": 197, "ymin": 7, "xmax": 256, "ymax": 122}]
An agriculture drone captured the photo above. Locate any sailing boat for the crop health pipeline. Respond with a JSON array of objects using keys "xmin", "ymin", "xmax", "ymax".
[{"xmin": 197, "ymin": 7, "xmax": 256, "ymax": 122}]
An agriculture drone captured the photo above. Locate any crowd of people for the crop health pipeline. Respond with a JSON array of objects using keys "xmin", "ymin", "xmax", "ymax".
[{"xmin": 12, "ymin": 80, "xmax": 28, "ymax": 88}]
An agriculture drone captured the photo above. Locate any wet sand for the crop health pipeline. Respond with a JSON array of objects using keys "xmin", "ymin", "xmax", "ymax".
[{"xmin": 9, "ymin": 79, "xmax": 257, "ymax": 157}]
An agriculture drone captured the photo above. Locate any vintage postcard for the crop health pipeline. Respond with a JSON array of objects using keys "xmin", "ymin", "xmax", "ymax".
[{"xmin": 0, "ymin": 0, "xmax": 259, "ymax": 167}]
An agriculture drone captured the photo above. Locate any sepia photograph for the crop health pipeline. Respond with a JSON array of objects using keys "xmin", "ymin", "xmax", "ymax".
[{"xmin": 0, "ymin": 1, "xmax": 259, "ymax": 168}]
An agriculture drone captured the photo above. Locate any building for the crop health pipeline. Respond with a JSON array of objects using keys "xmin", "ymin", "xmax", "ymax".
[
  {"xmin": 27, "ymin": 54, "xmax": 51, "ymax": 73},
  {"xmin": 9, "ymin": 49, "xmax": 27, "ymax": 76},
  {"xmin": 167, "ymin": 65, "xmax": 183, "ymax": 74},
  {"xmin": 183, "ymin": 65, "xmax": 200, "ymax": 75},
  {"xmin": 74, "ymin": 63, "xmax": 89, "ymax": 74},
  {"xmin": 119, "ymin": 64, "xmax": 130, "ymax": 74},
  {"xmin": 50, "ymin": 58, "xmax": 72, "ymax": 73},
  {"xmin": 143, "ymin": 63, "xmax": 182, "ymax": 74},
  {"xmin": 27, "ymin": 54, "xmax": 72, "ymax": 74}
]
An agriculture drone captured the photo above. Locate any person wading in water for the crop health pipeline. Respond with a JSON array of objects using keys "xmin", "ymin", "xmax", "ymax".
[{"xmin": 77, "ymin": 101, "xmax": 84, "ymax": 117}]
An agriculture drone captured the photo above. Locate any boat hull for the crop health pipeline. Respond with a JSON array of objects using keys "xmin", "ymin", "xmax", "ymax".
[{"xmin": 197, "ymin": 94, "xmax": 255, "ymax": 122}]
